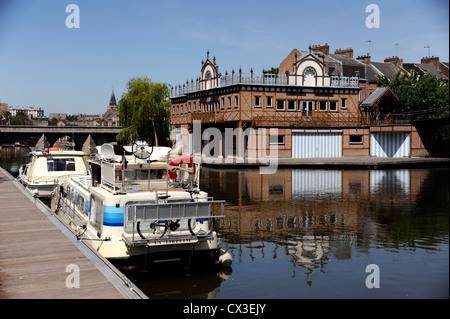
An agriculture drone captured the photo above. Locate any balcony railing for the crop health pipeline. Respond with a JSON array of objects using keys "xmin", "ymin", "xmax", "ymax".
[{"xmin": 171, "ymin": 72, "xmax": 359, "ymax": 98}]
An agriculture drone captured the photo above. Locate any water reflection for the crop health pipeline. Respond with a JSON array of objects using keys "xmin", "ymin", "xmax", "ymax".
[
  {"xmin": 0, "ymin": 145, "xmax": 31, "ymax": 176},
  {"xmin": 1, "ymin": 145, "xmax": 448, "ymax": 298},
  {"xmin": 127, "ymin": 268, "xmax": 232, "ymax": 299},
  {"xmin": 202, "ymin": 167, "xmax": 449, "ymax": 280}
]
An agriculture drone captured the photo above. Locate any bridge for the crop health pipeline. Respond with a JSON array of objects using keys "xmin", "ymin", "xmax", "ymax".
[{"xmin": 0, "ymin": 125, "xmax": 122, "ymax": 152}]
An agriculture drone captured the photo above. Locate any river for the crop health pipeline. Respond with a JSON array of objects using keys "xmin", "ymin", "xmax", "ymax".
[{"xmin": 1, "ymin": 145, "xmax": 448, "ymax": 299}]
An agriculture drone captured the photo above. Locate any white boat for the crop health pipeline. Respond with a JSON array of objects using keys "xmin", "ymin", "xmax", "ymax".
[
  {"xmin": 50, "ymin": 140, "xmax": 232, "ymax": 271},
  {"xmin": 17, "ymin": 147, "xmax": 88, "ymax": 198}
]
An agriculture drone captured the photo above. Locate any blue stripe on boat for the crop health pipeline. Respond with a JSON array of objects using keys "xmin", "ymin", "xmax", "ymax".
[{"xmin": 103, "ymin": 205, "xmax": 124, "ymax": 226}]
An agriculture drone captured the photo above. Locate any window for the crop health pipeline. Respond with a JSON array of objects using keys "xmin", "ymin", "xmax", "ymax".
[
  {"xmin": 329, "ymin": 101, "xmax": 338, "ymax": 112},
  {"xmin": 266, "ymin": 96, "xmax": 273, "ymax": 108},
  {"xmin": 349, "ymin": 135, "xmax": 363, "ymax": 144},
  {"xmin": 319, "ymin": 101, "xmax": 328, "ymax": 112},
  {"xmin": 255, "ymin": 96, "xmax": 261, "ymax": 108},
  {"xmin": 221, "ymin": 98, "xmax": 224, "ymax": 110},
  {"xmin": 302, "ymin": 101, "xmax": 313, "ymax": 111},
  {"xmin": 228, "ymin": 97, "xmax": 231, "ymax": 109},
  {"xmin": 269, "ymin": 135, "xmax": 285, "ymax": 145},
  {"xmin": 235, "ymin": 96, "xmax": 239, "ymax": 108},
  {"xmin": 276, "ymin": 100, "xmax": 285, "ymax": 111},
  {"xmin": 47, "ymin": 158, "xmax": 76, "ymax": 172},
  {"xmin": 76, "ymin": 195, "xmax": 85, "ymax": 213},
  {"xmin": 304, "ymin": 67, "xmax": 316, "ymax": 77},
  {"xmin": 89, "ymin": 195, "xmax": 103, "ymax": 231},
  {"xmin": 287, "ymin": 100, "xmax": 296, "ymax": 111},
  {"xmin": 341, "ymin": 98, "xmax": 347, "ymax": 109}
]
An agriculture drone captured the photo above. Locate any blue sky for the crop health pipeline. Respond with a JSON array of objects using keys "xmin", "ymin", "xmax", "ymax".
[{"xmin": 0, "ymin": 0, "xmax": 448, "ymax": 116}]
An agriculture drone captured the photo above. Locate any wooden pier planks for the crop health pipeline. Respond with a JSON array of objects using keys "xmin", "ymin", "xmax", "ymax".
[{"xmin": 0, "ymin": 168, "xmax": 143, "ymax": 299}]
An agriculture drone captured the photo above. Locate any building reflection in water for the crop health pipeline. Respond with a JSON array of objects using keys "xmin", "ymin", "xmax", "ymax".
[{"xmin": 202, "ymin": 167, "xmax": 427, "ymax": 276}]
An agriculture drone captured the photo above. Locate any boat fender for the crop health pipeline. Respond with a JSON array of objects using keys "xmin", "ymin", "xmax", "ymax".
[
  {"xmin": 168, "ymin": 155, "xmax": 195, "ymax": 180},
  {"xmin": 219, "ymin": 249, "xmax": 232, "ymax": 267}
]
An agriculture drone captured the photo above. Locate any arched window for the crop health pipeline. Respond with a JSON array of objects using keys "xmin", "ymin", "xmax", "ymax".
[
  {"xmin": 205, "ymin": 71, "xmax": 212, "ymax": 89},
  {"xmin": 304, "ymin": 67, "xmax": 316, "ymax": 77},
  {"xmin": 303, "ymin": 67, "xmax": 316, "ymax": 86}
]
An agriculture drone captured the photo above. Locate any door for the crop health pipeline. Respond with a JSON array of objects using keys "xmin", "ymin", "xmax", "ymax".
[
  {"xmin": 370, "ymin": 132, "xmax": 410, "ymax": 157},
  {"xmin": 292, "ymin": 133, "xmax": 342, "ymax": 158}
]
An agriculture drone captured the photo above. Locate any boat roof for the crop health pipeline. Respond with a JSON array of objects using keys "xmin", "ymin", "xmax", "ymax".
[{"xmin": 31, "ymin": 150, "xmax": 86, "ymax": 156}]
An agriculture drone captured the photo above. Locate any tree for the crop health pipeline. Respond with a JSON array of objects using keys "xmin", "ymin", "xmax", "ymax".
[
  {"xmin": 377, "ymin": 71, "xmax": 449, "ymax": 112},
  {"xmin": 265, "ymin": 67, "xmax": 279, "ymax": 77},
  {"xmin": 10, "ymin": 111, "xmax": 30, "ymax": 125},
  {"xmin": 49, "ymin": 117, "xmax": 59, "ymax": 126},
  {"xmin": 117, "ymin": 76, "xmax": 171, "ymax": 146}
]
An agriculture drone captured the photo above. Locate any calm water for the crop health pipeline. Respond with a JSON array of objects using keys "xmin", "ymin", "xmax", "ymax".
[{"xmin": 1, "ymin": 146, "xmax": 448, "ymax": 299}]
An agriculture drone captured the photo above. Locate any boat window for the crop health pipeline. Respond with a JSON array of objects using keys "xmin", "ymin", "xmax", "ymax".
[
  {"xmin": 115, "ymin": 168, "xmax": 167, "ymax": 181},
  {"xmin": 47, "ymin": 158, "xmax": 76, "ymax": 172},
  {"xmin": 89, "ymin": 195, "xmax": 103, "ymax": 231},
  {"xmin": 77, "ymin": 196, "xmax": 85, "ymax": 213}
]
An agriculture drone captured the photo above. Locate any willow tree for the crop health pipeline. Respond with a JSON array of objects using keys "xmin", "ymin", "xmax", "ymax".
[{"xmin": 117, "ymin": 76, "xmax": 171, "ymax": 146}]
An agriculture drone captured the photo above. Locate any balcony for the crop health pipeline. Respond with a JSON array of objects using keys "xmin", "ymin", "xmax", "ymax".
[{"xmin": 170, "ymin": 72, "xmax": 359, "ymax": 98}]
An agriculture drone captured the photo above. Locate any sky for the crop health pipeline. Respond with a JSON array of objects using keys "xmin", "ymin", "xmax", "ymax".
[{"xmin": 0, "ymin": 0, "xmax": 448, "ymax": 116}]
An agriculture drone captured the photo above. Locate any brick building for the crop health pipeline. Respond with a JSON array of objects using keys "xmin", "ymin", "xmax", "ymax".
[{"xmin": 170, "ymin": 49, "xmax": 429, "ymax": 160}]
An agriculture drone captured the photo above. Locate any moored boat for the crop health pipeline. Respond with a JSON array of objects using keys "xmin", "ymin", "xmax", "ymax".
[
  {"xmin": 50, "ymin": 139, "xmax": 232, "ymax": 271},
  {"xmin": 17, "ymin": 147, "xmax": 88, "ymax": 198}
]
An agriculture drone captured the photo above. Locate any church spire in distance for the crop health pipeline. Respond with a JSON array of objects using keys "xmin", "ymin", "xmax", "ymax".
[{"xmin": 109, "ymin": 87, "xmax": 117, "ymax": 109}]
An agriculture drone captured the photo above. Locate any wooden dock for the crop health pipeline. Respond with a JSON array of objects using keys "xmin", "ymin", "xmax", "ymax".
[{"xmin": 0, "ymin": 167, "xmax": 147, "ymax": 299}]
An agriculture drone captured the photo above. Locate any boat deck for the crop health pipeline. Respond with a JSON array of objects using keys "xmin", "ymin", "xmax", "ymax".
[{"xmin": 0, "ymin": 167, "xmax": 147, "ymax": 299}]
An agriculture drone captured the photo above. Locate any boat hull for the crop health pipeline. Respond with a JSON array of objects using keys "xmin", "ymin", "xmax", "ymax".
[
  {"xmin": 109, "ymin": 247, "xmax": 221, "ymax": 273},
  {"xmin": 53, "ymin": 200, "xmax": 222, "ymax": 269}
]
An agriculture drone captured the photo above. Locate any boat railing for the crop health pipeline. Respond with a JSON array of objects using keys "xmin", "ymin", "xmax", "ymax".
[
  {"xmin": 122, "ymin": 198, "xmax": 225, "ymax": 246},
  {"xmin": 97, "ymin": 158, "xmax": 200, "ymax": 194}
]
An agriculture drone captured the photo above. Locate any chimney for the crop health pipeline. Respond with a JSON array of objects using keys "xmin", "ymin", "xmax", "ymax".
[
  {"xmin": 384, "ymin": 56, "xmax": 403, "ymax": 68},
  {"xmin": 357, "ymin": 53, "xmax": 371, "ymax": 65},
  {"xmin": 421, "ymin": 56, "xmax": 449, "ymax": 78},
  {"xmin": 311, "ymin": 43, "xmax": 329, "ymax": 56},
  {"xmin": 421, "ymin": 56, "xmax": 439, "ymax": 68},
  {"xmin": 334, "ymin": 47, "xmax": 354, "ymax": 58}
]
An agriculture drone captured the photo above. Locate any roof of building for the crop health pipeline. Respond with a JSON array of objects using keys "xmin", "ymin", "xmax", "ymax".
[
  {"xmin": 360, "ymin": 87, "xmax": 400, "ymax": 107},
  {"xmin": 371, "ymin": 62, "xmax": 401, "ymax": 81},
  {"xmin": 417, "ymin": 63, "xmax": 448, "ymax": 80},
  {"xmin": 279, "ymin": 48, "xmax": 307, "ymax": 74},
  {"xmin": 325, "ymin": 54, "xmax": 374, "ymax": 80}
]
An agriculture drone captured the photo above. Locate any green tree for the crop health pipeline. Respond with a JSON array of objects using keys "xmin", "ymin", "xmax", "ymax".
[
  {"xmin": 66, "ymin": 114, "xmax": 78, "ymax": 121},
  {"xmin": 117, "ymin": 76, "xmax": 171, "ymax": 146},
  {"xmin": 48, "ymin": 117, "xmax": 58, "ymax": 126},
  {"xmin": 265, "ymin": 67, "xmax": 279, "ymax": 77},
  {"xmin": 377, "ymin": 71, "xmax": 449, "ymax": 112},
  {"xmin": 10, "ymin": 112, "xmax": 30, "ymax": 125}
]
